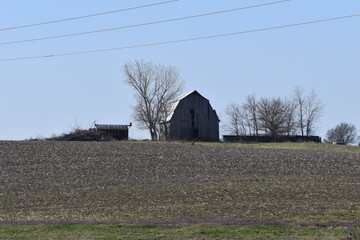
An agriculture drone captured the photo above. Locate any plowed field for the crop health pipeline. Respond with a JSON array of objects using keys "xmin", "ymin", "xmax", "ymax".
[{"xmin": 0, "ymin": 141, "xmax": 359, "ymax": 226}]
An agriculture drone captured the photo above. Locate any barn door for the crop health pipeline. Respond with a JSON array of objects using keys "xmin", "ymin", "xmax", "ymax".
[{"xmin": 190, "ymin": 109, "xmax": 198, "ymax": 139}]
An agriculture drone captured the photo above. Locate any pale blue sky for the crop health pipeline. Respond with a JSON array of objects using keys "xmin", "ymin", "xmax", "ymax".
[{"xmin": 1, "ymin": 0, "xmax": 359, "ymax": 140}]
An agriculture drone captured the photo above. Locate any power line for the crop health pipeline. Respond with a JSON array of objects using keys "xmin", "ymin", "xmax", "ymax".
[
  {"xmin": 0, "ymin": 0, "xmax": 178, "ymax": 32},
  {"xmin": 1, "ymin": 13, "xmax": 359, "ymax": 62},
  {"xmin": 0, "ymin": 0, "xmax": 289, "ymax": 46}
]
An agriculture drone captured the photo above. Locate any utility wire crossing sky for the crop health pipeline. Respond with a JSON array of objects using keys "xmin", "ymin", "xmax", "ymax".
[
  {"xmin": 1, "ymin": 13, "xmax": 359, "ymax": 62},
  {"xmin": 0, "ymin": 0, "xmax": 178, "ymax": 32},
  {"xmin": 0, "ymin": 0, "xmax": 288, "ymax": 46}
]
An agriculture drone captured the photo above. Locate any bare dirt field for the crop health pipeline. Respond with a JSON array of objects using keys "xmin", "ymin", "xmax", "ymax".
[{"xmin": 0, "ymin": 140, "xmax": 359, "ymax": 226}]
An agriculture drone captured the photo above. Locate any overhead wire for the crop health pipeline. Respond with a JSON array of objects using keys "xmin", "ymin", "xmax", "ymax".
[
  {"xmin": 1, "ymin": 13, "xmax": 359, "ymax": 62},
  {"xmin": 0, "ymin": 0, "xmax": 289, "ymax": 46},
  {"xmin": 0, "ymin": 0, "xmax": 178, "ymax": 32}
]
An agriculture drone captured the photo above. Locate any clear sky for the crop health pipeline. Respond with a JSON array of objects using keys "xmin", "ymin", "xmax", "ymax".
[{"xmin": 1, "ymin": 0, "xmax": 359, "ymax": 141}]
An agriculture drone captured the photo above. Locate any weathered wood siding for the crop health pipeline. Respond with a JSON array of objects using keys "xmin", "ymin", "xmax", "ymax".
[
  {"xmin": 95, "ymin": 124, "xmax": 130, "ymax": 140},
  {"xmin": 168, "ymin": 92, "xmax": 219, "ymax": 142}
]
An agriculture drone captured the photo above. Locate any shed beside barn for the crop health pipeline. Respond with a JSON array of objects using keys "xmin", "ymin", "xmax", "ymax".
[
  {"xmin": 162, "ymin": 90, "xmax": 220, "ymax": 142},
  {"xmin": 95, "ymin": 123, "xmax": 131, "ymax": 140}
]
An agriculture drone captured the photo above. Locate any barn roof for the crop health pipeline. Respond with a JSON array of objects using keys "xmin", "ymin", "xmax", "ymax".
[{"xmin": 165, "ymin": 90, "xmax": 218, "ymax": 123}]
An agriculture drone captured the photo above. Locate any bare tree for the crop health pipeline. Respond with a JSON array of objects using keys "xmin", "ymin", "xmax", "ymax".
[
  {"xmin": 122, "ymin": 60, "xmax": 184, "ymax": 141},
  {"xmin": 325, "ymin": 122, "xmax": 357, "ymax": 145},
  {"xmin": 241, "ymin": 106, "xmax": 253, "ymax": 136},
  {"xmin": 293, "ymin": 87, "xmax": 324, "ymax": 137},
  {"xmin": 293, "ymin": 86, "xmax": 325, "ymax": 136},
  {"xmin": 224, "ymin": 103, "xmax": 246, "ymax": 136},
  {"xmin": 243, "ymin": 94, "xmax": 259, "ymax": 136},
  {"xmin": 257, "ymin": 97, "xmax": 296, "ymax": 139},
  {"xmin": 305, "ymin": 90, "xmax": 324, "ymax": 136},
  {"xmin": 293, "ymin": 86, "xmax": 306, "ymax": 136},
  {"xmin": 284, "ymin": 98, "xmax": 297, "ymax": 136}
]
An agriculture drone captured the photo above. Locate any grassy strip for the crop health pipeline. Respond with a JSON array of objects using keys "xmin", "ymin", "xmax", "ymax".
[
  {"xmin": 141, "ymin": 140, "xmax": 360, "ymax": 154},
  {"xmin": 193, "ymin": 141, "xmax": 360, "ymax": 154},
  {"xmin": 0, "ymin": 224, "xmax": 355, "ymax": 240}
]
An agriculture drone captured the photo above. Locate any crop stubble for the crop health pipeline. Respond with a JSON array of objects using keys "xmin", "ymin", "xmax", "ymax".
[{"xmin": 0, "ymin": 141, "xmax": 359, "ymax": 226}]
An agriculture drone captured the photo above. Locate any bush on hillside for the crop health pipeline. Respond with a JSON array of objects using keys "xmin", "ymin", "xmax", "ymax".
[{"xmin": 47, "ymin": 128, "xmax": 115, "ymax": 142}]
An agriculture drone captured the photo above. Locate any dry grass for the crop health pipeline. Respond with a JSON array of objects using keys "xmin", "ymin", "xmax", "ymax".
[
  {"xmin": 197, "ymin": 141, "xmax": 360, "ymax": 154},
  {"xmin": 0, "ymin": 224, "xmax": 351, "ymax": 240}
]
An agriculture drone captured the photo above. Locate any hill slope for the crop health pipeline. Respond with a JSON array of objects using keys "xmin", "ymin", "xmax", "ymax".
[{"xmin": 0, "ymin": 141, "xmax": 359, "ymax": 226}]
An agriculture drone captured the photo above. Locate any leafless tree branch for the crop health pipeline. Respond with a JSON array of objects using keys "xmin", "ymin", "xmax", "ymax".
[{"xmin": 123, "ymin": 60, "xmax": 184, "ymax": 141}]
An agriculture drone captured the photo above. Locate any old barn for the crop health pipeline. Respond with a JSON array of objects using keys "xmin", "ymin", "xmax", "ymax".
[{"xmin": 162, "ymin": 90, "xmax": 220, "ymax": 142}]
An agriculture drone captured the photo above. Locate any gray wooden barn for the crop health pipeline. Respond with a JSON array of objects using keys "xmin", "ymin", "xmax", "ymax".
[{"xmin": 161, "ymin": 90, "xmax": 220, "ymax": 142}]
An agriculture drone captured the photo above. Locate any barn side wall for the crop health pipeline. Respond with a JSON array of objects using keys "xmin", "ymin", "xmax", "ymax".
[{"xmin": 168, "ymin": 93, "xmax": 219, "ymax": 142}]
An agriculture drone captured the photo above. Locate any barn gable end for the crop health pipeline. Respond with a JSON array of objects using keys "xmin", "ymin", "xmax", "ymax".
[{"xmin": 162, "ymin": 90, "xmax": 219, "ymax": 142}]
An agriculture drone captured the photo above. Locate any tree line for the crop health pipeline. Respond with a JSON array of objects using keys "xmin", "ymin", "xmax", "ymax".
[
  {"xmin": 223, "ymin": 87, "xmax": 360, "ymax": 145},
  {"xmin": 224, "ymin": 89, "xmax": 359, "ymax": 145},
  {"xmin": 224, "ymin": 87, "xmax": 325, "ymax": 139}
]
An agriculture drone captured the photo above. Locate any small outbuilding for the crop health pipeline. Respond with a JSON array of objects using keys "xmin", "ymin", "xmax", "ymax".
[
  {"xmin": 95, "ymin": 123, "xmax": 131, "ymax": 140},
  {"xmin": 161, "ymin": 90, "xmax": 220, "ymax": 142}
]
